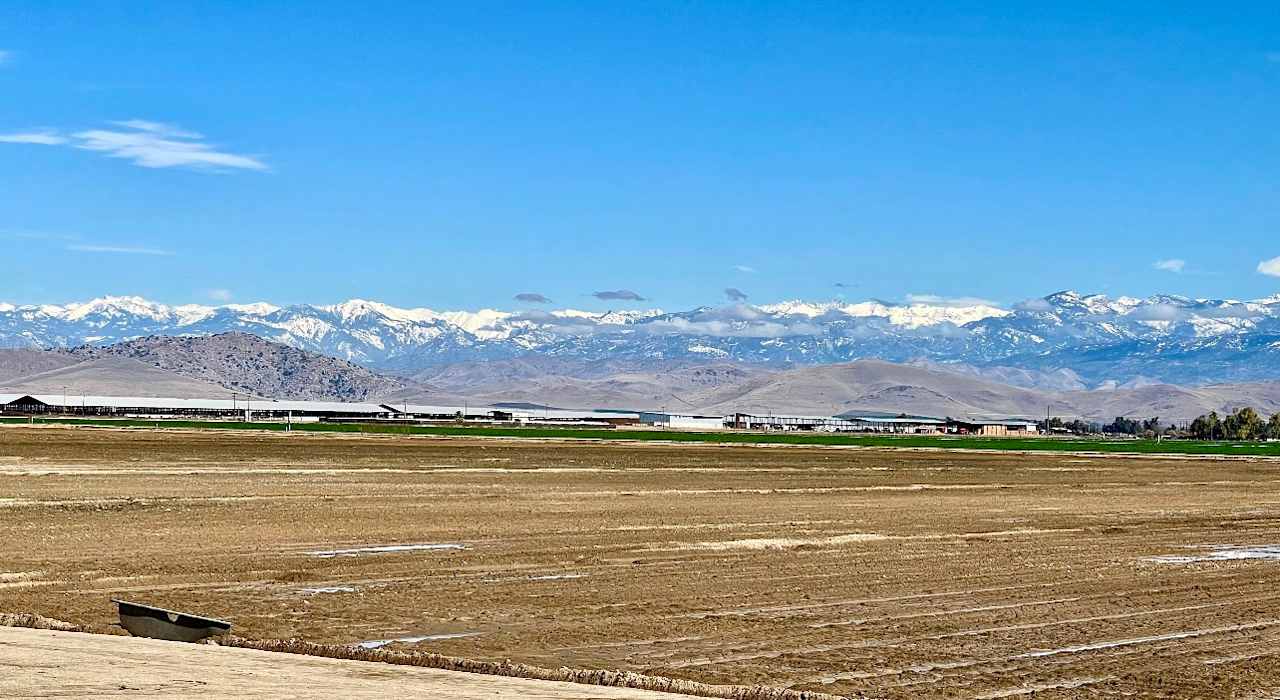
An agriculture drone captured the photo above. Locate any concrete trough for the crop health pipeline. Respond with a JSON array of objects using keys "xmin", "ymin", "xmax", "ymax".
[{"xmin": 113, "ymin": 599, "xmax": 231, "ymax": 642}]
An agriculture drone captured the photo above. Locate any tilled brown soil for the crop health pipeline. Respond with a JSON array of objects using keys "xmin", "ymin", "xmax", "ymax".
[{"xmin": 4, "ymin": 425, "xmax": 1280, "ymax": 698}]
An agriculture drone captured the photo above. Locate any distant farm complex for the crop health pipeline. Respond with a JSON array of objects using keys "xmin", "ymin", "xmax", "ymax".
[{"xmin": 0, "ymin": 393, "xmax": 1039, "ymax": 435}]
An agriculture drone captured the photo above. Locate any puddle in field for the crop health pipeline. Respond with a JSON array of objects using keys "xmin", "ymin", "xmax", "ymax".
[
  {"xmin": 657, "ymin": 528, "xmax": 1080, "ymax": 553},
  {"xmin": 355, "ymin": 632, "xmax": 481, "ymax": 649},
  {"xmin": 677, "ymin": 533, "xmax": 887, "ymax": 551},
  {"xmin": 300, "ymin": 586, "xmax": 356, "ymax": 594},
  {"xmin": 1145, "ymin": 544, "xmax": 1280, "ymax": 564},
  {"xmin": 305, "ymin": 543, "xmax": 466, "ymax": 557}
]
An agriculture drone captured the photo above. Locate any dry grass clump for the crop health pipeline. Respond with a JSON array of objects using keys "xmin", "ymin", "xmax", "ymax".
[
  {"xmin": 0, "ymin": 612, "xmax": 84, "ymax": 632},
  {"xmin": 214, "ymin": 636, "xmax": 854, "ymax": 700}
]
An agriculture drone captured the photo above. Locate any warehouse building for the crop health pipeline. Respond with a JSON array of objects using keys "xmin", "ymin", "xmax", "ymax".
[
  {"xmin": 728, "ymin": 412, "xmax": 946, "ymax": 433},
  {"xmin": 639, "ymin": 412, "xmax": 726, "ymax": 430},
  {"xmin": 386, "ymin": 403, "xmax": 641, "ymax": 426},
  {"xmin": 0, "ymin": 394, "xmax": 642, "ymax": 427},
  {"xmin": 947, "ymin": 418, "xmax": 1040, "ymax": 436},
  {"xmin": 0, "ymin": 394, "xmax": 393, "ymax": 420}
]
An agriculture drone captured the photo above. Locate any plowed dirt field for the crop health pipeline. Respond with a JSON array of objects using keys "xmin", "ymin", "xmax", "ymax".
[{"xmin": 4, "ymin": 425, "xmax": 1280, "ymax": 698}]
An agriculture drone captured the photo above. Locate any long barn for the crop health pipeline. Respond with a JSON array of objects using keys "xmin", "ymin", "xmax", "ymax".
[{"xmin": 0, "ymin": 394, "xmax": 394, "ymax": 420}]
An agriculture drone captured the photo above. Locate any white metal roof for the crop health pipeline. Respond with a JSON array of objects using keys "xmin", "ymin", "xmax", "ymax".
[
  {"xmin": 5, "ymin": 394, "xmax": 388, "ymax": 414},
  {"xmin": 512, "ymin": 409, "xmax": 640, "ymax": 420},
  {"xmin": 387, "ymin": 403, "xmax": 493, "ymax": 416},
  {"xmin": 380, "ymin": 404, "xmax": 642, "ymax": 420},
  {"xmin": 853, "ymin": 416, "xmax": 947, "ymax": 425},
  {"xmin": 734, "ymin": 413, "xmax": 864, "ymax": 422}
]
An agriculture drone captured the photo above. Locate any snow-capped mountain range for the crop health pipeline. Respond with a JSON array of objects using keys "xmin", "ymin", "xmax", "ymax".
[{"xmin": 4, "ymin": 291, "xmax": 1280, "ymax": 387}]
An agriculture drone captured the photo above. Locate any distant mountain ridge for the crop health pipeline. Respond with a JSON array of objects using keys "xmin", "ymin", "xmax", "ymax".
[
  {"xmin": 5, "ymin": 291, "xmax": 1280, "ymax": 386},
  {"xmin": 5, "ymin": 335, "xmax": 1280, "ymax": 420}
]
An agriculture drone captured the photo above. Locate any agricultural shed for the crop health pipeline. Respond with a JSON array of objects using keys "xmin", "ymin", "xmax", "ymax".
[
  {"xmin": 640, "ymin": 413, "xmax": 726, "ymax": 430},
  {"xmin": 948, "ymin": 418, "xmax": 1040, "ymax": 436},
  {"xmin": 0, "ymin": 394, "xmax": 392, "ymax": 419}
]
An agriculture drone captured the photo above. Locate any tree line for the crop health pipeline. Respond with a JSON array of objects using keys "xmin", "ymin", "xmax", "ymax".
[
  {"xmin": 1187, "ymin": 408, "xmax": 1280, "ymax": 441},
  {"xmin": 1039, "ymin": 408, "xmax": 1280, "ymax": 440}
]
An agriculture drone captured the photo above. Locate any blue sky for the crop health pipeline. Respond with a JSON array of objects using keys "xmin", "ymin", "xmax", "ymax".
[{"xmin": 3, "ymin": 2, "xmax": 1279, "ymax": 310}]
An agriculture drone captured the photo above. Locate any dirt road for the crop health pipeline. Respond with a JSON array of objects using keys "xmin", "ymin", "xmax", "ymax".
[{"xmin": 0, "ymin": 626, "xmax": 700, "ymax": 698}]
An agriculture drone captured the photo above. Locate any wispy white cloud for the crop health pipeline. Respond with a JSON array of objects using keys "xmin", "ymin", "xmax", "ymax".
[
  {"xmin": 0, "ymin": 120, "xmax": 267, "ymax": 172},
  {"xmin": 207, "ymin": 288, "xmax": 233, "ymax": 302},
  {"xmin": 67, "ymin": 244, "xmax": 174, "ymax": 256},
  {"xmin": 1259, "ymin": 256, "xmax": 1280, "ymax": 278},
  {"xmin": 905, "ymin": 293, "xmax": 1002, "ymax": 307},
  {"xmin": 109, "ymin": 119, "xmax": 201, "ymax": 138},
  {"xmin": 734, "ymin": 265, "xmax": 757, "ymax": 274},
  {"xmin": 0, "ymin": 130, "xmax": 68, "ymax": 145},
  {"xmin": 1153, "ymin": 259, "xmax": 1186, "ymax": 273}
]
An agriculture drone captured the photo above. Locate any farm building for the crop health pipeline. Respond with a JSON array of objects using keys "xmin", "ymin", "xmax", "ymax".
[
  {"xmin": 0, "ymin": 394, "xmax": 642, "ymax": 426},
  {"xmin": 639, "ymin": 413, "xmax": 726, "ymax": 430},
  {"xmin": 948, "ymin": 418, "xmax": 1040, "ymax": 436},
  {"xmin": 382, "ymin": 403, "xmax": 497, "ymax": 422},
  {"xmin": 0, "ymin": 394, "xmax": 394, "ymax": 420},
  {"xmin": 509, "ymin": 408, "xmax": 641, "ymax": 426},
  {"xmin": 728, "ymin": 412, "xmax": 945, "ymax": 433}
]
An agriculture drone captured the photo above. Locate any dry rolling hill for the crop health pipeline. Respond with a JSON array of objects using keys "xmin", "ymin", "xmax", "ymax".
[
  {"xmin": 1, "ymin": 334, "xmax": 459, "ymax": 403},
  {"xmin": 395, "ymin": 357, "xmax": 1280, "ymax": 421},
  {"xmin": 0, "ymin": 357, "xmax": 238, "ymax": 398},
  {"xmin": 68, "ymin": 333, "xmax": 422, "ymax": 401},
  {"xmin": 6, "ymin": 333, "xmax": 1280, "ymax": 420},
  {"xmin": 692, "ymin": 359, "xmax": 1051, "ymax": 417},
  {"xmin": 0, "ymin": 349, "xmax": 80, "ymax": 384},
  {"xmin": 390, "ymin": 360, "xmax": 774, "ymax": 411}
]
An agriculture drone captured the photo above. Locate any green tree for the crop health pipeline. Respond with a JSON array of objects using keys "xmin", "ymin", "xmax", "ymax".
[
  {"xmin": 1224, "ymin": 411, "xmax": 1240, "ymax": 439},
  {"xmin": 1106, "ymin": 416, "xmax": 1141, "ymax": 435},
  {"xmin": 1224, "ymin": 407, "xmax": 1264, "ymax": 440},
  {"xmin": 1242, "ymin": 408, "xmax": 1264, "ymax": 440},
  {"xmin": 1190, "ymin": 411, "xmax": 1222, "ymax": 440},
  {"xmin": 1267, "ymin": 413, "xmax": 1280, "ymax": 440}
]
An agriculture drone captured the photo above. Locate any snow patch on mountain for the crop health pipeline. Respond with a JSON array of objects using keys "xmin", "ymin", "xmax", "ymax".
[
  {"xmin": 758, "ymin": 299, "xmax": 1010, "ymax": 328},
  {"xmin": 6, "ymin": 291, "xmax": 1280, "ymax": 386}
]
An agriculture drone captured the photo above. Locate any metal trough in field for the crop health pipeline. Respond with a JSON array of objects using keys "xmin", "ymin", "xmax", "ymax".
[{"xmin": 112, "ymin": 599, "xmax": 231, "ymax": 642}]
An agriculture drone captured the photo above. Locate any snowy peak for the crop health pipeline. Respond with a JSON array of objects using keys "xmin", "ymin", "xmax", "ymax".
[
  {"xmin": 58, "ymin": 296, "xmax": 174, "ymax": 322},
  {"xmin": 758, "ymin": 298, "xmax": 1010, "ymax": 328},
  {"xmin": 4, "ymin": 291, "xmax": 1280, "ymax": 386}
]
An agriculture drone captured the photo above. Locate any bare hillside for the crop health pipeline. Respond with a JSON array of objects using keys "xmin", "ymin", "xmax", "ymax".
[
  {"xmin": 70, "ymin": 333, "xmax": 414, "ymax": 401},
  {"xmin": 389, "ymin": 360, "xmax": 774, "ymax": 411},
  {"xmin": 0, "ymin": 349, "xmax": 80, "ymax": 384},
  {"xmin": 0, "ymin": 357, "xmax": 237, "ymax": 398}
]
